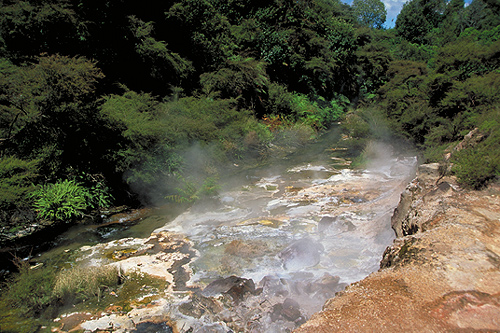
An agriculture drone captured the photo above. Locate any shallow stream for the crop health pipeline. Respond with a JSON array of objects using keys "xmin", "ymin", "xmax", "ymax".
[{"xmin": 32, "ymin": 131, "xmax": 417, "ymax": 332}]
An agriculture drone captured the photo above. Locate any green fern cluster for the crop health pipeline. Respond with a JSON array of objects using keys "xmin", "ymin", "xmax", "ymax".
[{"xmin": 30, "ymin": 178, "xmax": 113, "ymax": 222}]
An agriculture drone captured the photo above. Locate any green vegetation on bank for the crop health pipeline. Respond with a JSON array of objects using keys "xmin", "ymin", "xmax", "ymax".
[
  {"xmin": 0, "ymin": 0, "xmax": 499, "ymax": 329},
  {"xmin": 0, "ymin": 0, "xmax": 499, "ymax": 235},
  {"xmin": 343, "ymin": 0, "xmax": 500, "ymax": 188},
  {"xmin": 0, "ymin": 258, "xmax": 124, "ymax": 333}
]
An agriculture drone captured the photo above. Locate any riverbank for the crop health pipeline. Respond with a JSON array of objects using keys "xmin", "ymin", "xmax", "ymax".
[
  {"xmin": 17, "ymin": 139, "xmax": 418, "ymax": 332},
  {"xmin": 295, "ymin": 163, "xmax": 500, "ymax": 332}
]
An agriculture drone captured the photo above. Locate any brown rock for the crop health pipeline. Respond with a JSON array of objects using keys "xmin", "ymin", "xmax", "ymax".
[
  {"xmin": 201, "ymin": 275, "xmax": 262, "ymax": 303},
  {"xmin": 295, "ymin": 170, "xmax": 500, "ymax": 332},
  {"xmin": 179, "ymin": 293, "xmax": 223, "ymax": 319}
]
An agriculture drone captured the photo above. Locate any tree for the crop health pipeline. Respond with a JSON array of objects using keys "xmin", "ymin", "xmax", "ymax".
[
  {"xmin": 128, "ymin": 15, "xmax": 194, "ymax": 84},
  {"xmin": 378, "ymin": 60, "xmax": 430, "ymax": 143},
  {"xmin": 463, "ymin": 0, "xmax": 500, "ymax": 30},
  {"xmin": 395, "ymin": 0, "xmax": 446, "ymax": 44},
  {"xmin": 0, "ymin": 0, "xmax": 81, "ymax": 59},
  {"xmin": 0, "ymin": 54, "xmax": 105, "ymax": 178},
  {"xmin": 437, "ymin": 0, "xmax": 466, "ymax": 43},
  {"xmin": 355, "ymin": 29, "xmax": 394, "ymax": 96},
  {"xmin": 0, "ymin": 156, "xmax": 38, "ymax": 210},
  {"xmin": 200, "ymin": 55, "xmax": 269, "ymax": 111},
  {"xmin": 352, "ymin": 0, "xmax": 387, "ymax": 29}
]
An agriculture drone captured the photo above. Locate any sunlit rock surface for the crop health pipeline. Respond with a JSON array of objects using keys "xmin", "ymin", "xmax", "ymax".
[
  {"xmin": 295, "ymin": 167, "xmax": 500, "ymax": 332},
  {"xmin": 51, "ymin": 143, "xmax": 418, "ymax": 332}
]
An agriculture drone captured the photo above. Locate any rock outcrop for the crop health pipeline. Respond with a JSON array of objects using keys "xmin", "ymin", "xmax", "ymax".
[{"xmin": 296, "ymin": 165, "xmax": 500, "ymax": 332}]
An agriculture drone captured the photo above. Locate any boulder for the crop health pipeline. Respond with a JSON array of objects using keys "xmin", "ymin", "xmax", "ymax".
[
  {"xmin": 201, "ymin": 275, "xmax": 262, "ymax": 303},
  {"xmin": 271, "ymin": 298, "xmax": 305, "ymax": 323}
]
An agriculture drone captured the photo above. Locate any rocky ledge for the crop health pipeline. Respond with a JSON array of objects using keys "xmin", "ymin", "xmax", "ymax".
[{"xmin": 296, "ymin": 163, "xmax": 500, "ymax": 332}]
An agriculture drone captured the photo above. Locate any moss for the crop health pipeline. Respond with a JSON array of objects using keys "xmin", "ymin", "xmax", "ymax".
[
  {"xmin": 112, "ymin": 272, "xmax": 168, "ymax": 312},
  {"xmin": 110, "ymin": 248, "xmax": 139, "ymax": 260},
  {"xmin": 397, "ymin": 238, "xmax": 421, "ymax": 264}
]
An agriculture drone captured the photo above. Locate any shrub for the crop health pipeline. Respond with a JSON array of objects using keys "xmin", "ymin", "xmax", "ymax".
[
  {"xmin": 264, "ymin": 83, "xmax": 347, "ymax": 131},
  {"xmin": 30, "ymin": 178, "xmax": 113, "ymax": 222},
  {"xmin": 452, "ymin": 116, "xmax": 500, "ymax": 189},
  {"xmin": 290, "ymin": 93, "xmax": 345, "ymax": 130},
  {"xmin": 452, "ymin": 147, "xmax": 499, "ymax": 189}
]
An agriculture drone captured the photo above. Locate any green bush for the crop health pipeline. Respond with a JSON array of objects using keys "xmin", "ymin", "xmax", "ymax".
[
  {"xmin": 264, "ymin": 83, "xmax": 347, "ymax": 131},
  {"xmin": 290, "ymin": 93, "xmax": 346, "ymax": 130},
  {"xmin": 452, "ymin": 113, "xmax": 500, "ymax": 189},
  {"xmin": 30, "ymin": 178, "xmax": 113, "ymax": 222},
  {"xmin": 452, "ymin": 147, "xmax": 499, "ymax": 189}
]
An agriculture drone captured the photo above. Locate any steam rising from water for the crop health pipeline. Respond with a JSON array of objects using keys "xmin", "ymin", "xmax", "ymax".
[
  {"xmin": 127, "ymin": 142, "xmax": 222, "ymax": 206},
  {"xmin": 69, "ymin": 136, "xmax": 417, "ymax": 332},
  {"xmin": 148, "ymin": 140, "xmax": 417, "ymax": 332}
]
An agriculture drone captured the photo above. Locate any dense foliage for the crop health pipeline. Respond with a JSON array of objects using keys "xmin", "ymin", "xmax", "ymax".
[
  {"xmin": 341, "ymin": 0, "xmax": 500, "ymax": 189},
  {"xmin": 0, "ymin": 0, "xmax": 499, "ymax": 329},
  {"xmin": 0, "ymin": 0, "xmax": 499, "ymax": 236}
]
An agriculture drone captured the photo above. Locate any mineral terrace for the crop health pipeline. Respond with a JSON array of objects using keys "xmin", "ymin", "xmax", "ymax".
[{"xmin": 295, "ymin": 163, "xmax": 500, "ymax": 332}]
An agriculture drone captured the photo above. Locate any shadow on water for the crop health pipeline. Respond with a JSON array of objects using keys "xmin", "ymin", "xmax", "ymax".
[
  {"xmin": 0, "ymin": 127, "xmax": 342, "ymax": 278},
  {"xmin": 0, "ymin": 202, "xmax": 188, "ymax": 279}
]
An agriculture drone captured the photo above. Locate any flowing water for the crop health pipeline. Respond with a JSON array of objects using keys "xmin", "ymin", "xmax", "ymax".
[{"xmin": 29, "ymin": 130, "xmax": 417, "ymax": 332}]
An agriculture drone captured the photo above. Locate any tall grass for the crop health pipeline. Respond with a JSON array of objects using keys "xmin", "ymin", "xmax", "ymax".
[
  {"xmin": 53, "ymin": 265, "xmax": 123, "ymax": 302},
  {"xmin": 0, "ymin": 261, "xmax": 124, "ymax": 332}
]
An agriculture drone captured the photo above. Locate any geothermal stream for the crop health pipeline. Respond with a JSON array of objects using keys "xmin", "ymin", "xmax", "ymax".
[{"xmin": 44, "ymin": 140, "xmax": 417, "ymax": 332}]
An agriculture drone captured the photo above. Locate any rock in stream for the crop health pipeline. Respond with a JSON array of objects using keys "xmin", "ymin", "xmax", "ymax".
[{"xmin": 48, "ymin": 144, "xmax": 417, "ymax": 332}]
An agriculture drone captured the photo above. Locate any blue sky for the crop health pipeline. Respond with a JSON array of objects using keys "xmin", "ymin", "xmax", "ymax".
[
  {"xmin": 343, "ymin": 0, "xmax": 407, "ymax": 28},
  {"xmin": 343, "ymin": 0, "xmax": 474, "ymax": 29},
  {"xmin": 381, "ymin": 0, "xmax": 407, "ymax": 28}
]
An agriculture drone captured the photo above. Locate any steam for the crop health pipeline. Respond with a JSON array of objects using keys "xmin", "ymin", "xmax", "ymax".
[
  {"xmin": 149, "ymin": 135, "xmax": 417, "ymax": 331},
  {"xmin": 126, "ymin": 141, "xmax": 227, "ymax": 206},
  {"xmin": 121, "ymin": 128, "xmax": 418, "ymax": 332}
]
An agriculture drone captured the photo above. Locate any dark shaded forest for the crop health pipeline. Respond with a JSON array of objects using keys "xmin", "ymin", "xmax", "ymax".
[{"xmin": 1, "ymin": 0, "xmax": 499, "ymax": 236}]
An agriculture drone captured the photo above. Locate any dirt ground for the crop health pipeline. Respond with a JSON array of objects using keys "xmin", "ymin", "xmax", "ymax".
[{"xmin": 296, "ymin": 168, "xmax": 500, "ymax": 332}]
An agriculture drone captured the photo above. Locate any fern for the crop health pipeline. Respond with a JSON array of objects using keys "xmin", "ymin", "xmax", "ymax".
[
  {"xmin": 30, "ymin": 178, "xmax": 113, "ymax": 222},
  {"xmin": 30, "ymin": 180, "xmax": 87, "ymax": 221}
]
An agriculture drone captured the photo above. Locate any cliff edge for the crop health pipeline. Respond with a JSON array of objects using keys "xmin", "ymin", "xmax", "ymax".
[{"xmin": 296, "ymin": 164, "xmax": 500, "ymax": 332}]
